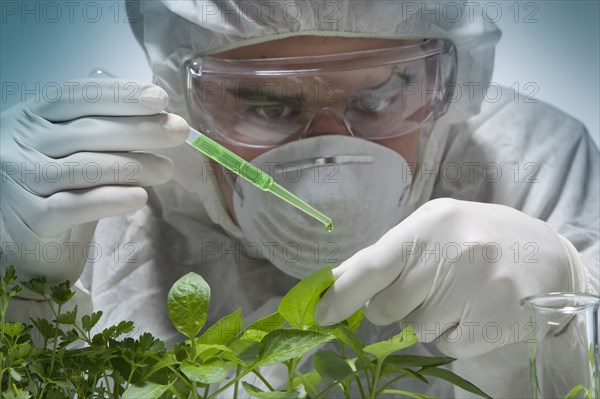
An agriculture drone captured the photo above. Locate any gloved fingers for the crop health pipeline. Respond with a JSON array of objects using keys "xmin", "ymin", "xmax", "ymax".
[
  {"xmin": 29, "ymin": 186, "xmax": 148, "ymax": 237},
  {"xmin": 314, "ymin": 245, "xmax": 405, "ymax": 325},
  {"xmin": 363, "ymin": 257, "xmax": 440, "ymax": 326},
  {"xmin": 16, "ymin": 152, "xmax": 174, "ymax": 196},
  {"xmin": 29, "ymin": 113, "xmax": 188, "ymax": 158},
  {"xmin": 25, "ymin": 79, "xmax": 168, "ymax": 122}
]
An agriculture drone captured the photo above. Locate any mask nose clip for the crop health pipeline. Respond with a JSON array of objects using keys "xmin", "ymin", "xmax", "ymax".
[{"xmin": 302, "ymin": 107, "xmax": 357, "ymax": 138}]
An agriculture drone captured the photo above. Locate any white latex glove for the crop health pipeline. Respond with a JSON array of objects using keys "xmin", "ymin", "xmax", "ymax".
[
  {"xmin": 315, "ymin": 198, "xmax": 586, "ymax": 359},
  {"xmin": 0, "ymin": 79, "xmax": 188, "ymax": 294}
]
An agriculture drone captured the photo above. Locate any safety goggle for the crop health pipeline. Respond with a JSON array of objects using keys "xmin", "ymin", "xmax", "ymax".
[{"xmin": 185, "ymin": 38, "xmax": 457, "ymax": 148}]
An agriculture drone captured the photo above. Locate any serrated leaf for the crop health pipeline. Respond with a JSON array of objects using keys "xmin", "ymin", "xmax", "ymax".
[
  {"xmin": 3, "ymin": 322, "xmax": 23, "ymax": 337},
  {"xmin": 122, "ymin": 381, "xmax": 169, "ymax": 399},
  {"xmin": 10, "ymin": 342, "xmax": 32, "ymax": 359},
  {"xmin": 30, "ymin": 318, "xmax": 57, "ymax": 341},
  {"xmin": 167, "ymin": 272, "xmax": 210, "ymax": 339},
  {"xmin": 9, "ymin": 284, "xmax": 22, "ymax": 297},
  {"xmin": 198, "ymin": 308, "xmax": 243, "ymax": 345},
  {"xmin": 257, "ymin": 329, "xmax": 333, "ymax": 366},
  {"xmin": 1, "ymin": 386, "xmax": 31, "ymax": 399},
  {"xmin": 56, "ymin": 307, "xmax": 77, "ymax": 325},
  {"xmin": 278, "ymin": 267, "xmax": 334, "ymax": 329},
  {"xmin": 82, "ymin": 311, "xmax": 103, "ymax": 332},
  {"xmin": 50, "ymin": 281, "xmax": 75, "ymax": 304},
  {"xmin": 363, "ymin": 325, "xmax": 418, "ymax": 362},
  {"xmin": 313, "ymin": 350, "xmax": 354, "ymax": 382},
  {"xmin": 2, "ymin": 265, "xmax": 17, "ymax": 285},
  {"xmin": 420, "ymin": 367, "xmax": 492, "ymax": 399},
  {"xmin": 21, "ymin": 277, "xmax": 46, "ymax": 297},
  {"xmin": 242, "ymin": 382, "xmax": 303, "ymax": 399},
  {"xmin": 180, "ymin": 359, "xmax": 229, "ymax": 385}
]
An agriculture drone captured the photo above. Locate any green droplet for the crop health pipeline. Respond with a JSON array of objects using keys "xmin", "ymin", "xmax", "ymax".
[{"xmin": 325, "ymin": 222, "xmax": 333, "ymax": 232}]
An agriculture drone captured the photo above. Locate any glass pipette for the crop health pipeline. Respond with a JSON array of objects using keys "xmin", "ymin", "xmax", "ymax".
[
  {"xmin": 186, "ymin": 128, "xmax": 333, "ymax": 232},
  {"xmin": 87, "ymin": 69, "xmax": 332, "ymax": 231}
]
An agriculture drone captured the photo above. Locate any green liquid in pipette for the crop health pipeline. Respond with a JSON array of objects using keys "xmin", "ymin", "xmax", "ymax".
[{"xmin": 191, "ymin": 134, "xmax": 333, "ymax": 232}]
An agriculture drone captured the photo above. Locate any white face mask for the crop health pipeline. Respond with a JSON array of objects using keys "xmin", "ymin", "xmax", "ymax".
[{"xmin": 232, "ymin": 136, "xmax": 412, "ymax": 279}]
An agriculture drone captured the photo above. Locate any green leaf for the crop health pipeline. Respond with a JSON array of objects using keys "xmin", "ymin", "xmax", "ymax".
[
  {"xmin": 564, "ymin": 384, "xmax": 586, "ymax": 399},
  {"xmin": 333, "ymin": 324, "xmax": 364, "ymax": 356},
  {"xmin": 145, "ymin": 353, "xmax": 179, "ymax": 378},
  {"xmin": 363, "ymin": 325, "xmax": 418, "ymax": 363},
  {"xmin": 50, "ymin": 281, "xmax": 75, "ymax": 304},
  {"xmin": 240, "ymin": 329, "xmax": 269, "ymax": 343},
  {"xmin": 344, "ymin": 308, "xmax": 364, "ymax": 332},
  {"xmin": 82, "ymin": 311, "xmax": 103, "ymax": 332},
  {"xmin": 420, "ymin": 367, "xmax": 491, "ymax": 399},
  {"xmin": 8, "ymin": 284, "xmax": 22, "ymax": 298},
  {"xmin": 247, "ymin": 312, "xmax": 286, "ymax": 334},
  {"xmin": 198, "ymin": 308, "xmax": 243, "ymax": 345},
  {"xmin": 278, "ymin": 267, "xmax": 334, "ymax": 329},
  {"xmin": 167, "ymin": 272, "xmax": 210, "ymax": 339},
  {"xmin": 8, "ymin": 367, "xmax": 23, "ymax": 382},
  {"xmin": 230, "ymin": 312, "xmax": 286, "ymax": 356},
  {"xmin": 313, "ymin": 350, "xmax": 354, "ymax": 382},
  {"xmin": 31, "ymin": 318, "xmax": 57, "ymax": 340},
  {"xmin": 122, "ymin": 381, "xmax": 169, "ymax": 399},
  {"xmin": 241, "ymin": 382, "xmax": 303, "ymax": 399},
  {"xmin": 379, "ymin": 389, "xmax": 436, "ymax": 399},
  {"xmin": 9, "ymin": 342, "xmax": 33, "ymax": 359},
  {"xmin": 56, "ymin": 307, "xmax": 78, "ymax": 325},
  {"xmin": 195, "ymin": 343, "xmax": 242, "ymax": 364},
  {"xmin": 180, "ymin": 359, "xmax": 229, "ymax": 385},
  {"xmin": 2, "ymin": 265, "xmax": 17, "ymax": 286},
  {"xmin": 1, "ymin": 386, "xmax": 31, "ymax": 399},
  {"xmin": 292, "ymin": 371, "xmax": 321, "ymax": 394},
  {"xmin": 257, "ymin": 329, "xmax": 333, "ymax": 366},
  {"xmin": 21, "ymin": 277, "xmax": 47, "ymax": 297},
  {"xmin": 3, "ymin": 322, "xmax": 23, "ymax": 337},
  {"xmin": 383, "ymin": 355, "xmax": 455, "ymax": 369}
]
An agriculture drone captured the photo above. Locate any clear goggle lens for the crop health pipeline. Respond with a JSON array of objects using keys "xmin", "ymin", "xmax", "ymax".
[{"xmin": 185, "ymin": 38, "xmax": 457, "ymax": 148}]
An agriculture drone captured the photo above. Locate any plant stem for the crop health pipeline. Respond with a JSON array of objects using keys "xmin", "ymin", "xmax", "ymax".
[
  {"xmin": 313, "ymin": 381, "xmax": 343, "ymax": 399},
  {"xmin": 207, "ymin": 368, "xmax": 253, "ymax": 399},
  {"xmin": 370, "ymin": 361, "xmax": 384, "ymax": 399},
  {"xmin": 203, "ymin": 385, "xmax": 210, "ymax": 399},
  {"xmin": 233, "ymin": 365, "xmax": 242, "ymax": 399},
  {"xmin": 252, "ymin": 370, "xmax": 275, "ymax": 391},
  {"xmin": 48, "ymin": 303, "xmax": 62, "ymax": 376},
  {"xmin": 376, "ymin": 374, "xmax": 408, "ymax": 396},
  {"xmin": 354, "ymin": 375, "xmax": 367, "ymax": 399},
  {"xmin": 190, "ymin": 336, "xmax": 200, "ymax": 399}
]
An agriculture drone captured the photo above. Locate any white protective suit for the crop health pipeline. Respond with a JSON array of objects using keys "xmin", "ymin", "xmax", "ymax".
[{"xmin": 4, "ymin": 1, "xmax": 599, "ymax": 398}]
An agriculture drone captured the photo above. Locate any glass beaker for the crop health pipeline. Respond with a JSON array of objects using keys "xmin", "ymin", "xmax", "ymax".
[{"xmin": 520, "ymin": 292, "xmax": 599, "ymax": 399}]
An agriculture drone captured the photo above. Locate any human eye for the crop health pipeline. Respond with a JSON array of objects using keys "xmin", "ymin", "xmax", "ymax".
[
  {"xmin": 349, "ymin": 71, "xmax": 413, "ymax": 114},
  {"xmin": 250, "ymin": 102, "xmax": 301, "ymax": 119}
]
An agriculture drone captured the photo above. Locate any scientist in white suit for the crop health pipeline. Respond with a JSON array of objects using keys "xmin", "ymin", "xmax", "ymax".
[{"xmin": 1, "ymin": 1, "xmax": 598, "ymax": 397}]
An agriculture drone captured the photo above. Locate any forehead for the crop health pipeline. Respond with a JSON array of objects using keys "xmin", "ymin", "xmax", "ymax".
[{"xmin": 213, "ymin": 36, "xmax": 421, "ymax": 59}]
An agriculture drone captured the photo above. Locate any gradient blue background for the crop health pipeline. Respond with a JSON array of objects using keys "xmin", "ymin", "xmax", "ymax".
[{"xmin": 1, "ymin": 0, "xmax": 598, "ymax": 146}]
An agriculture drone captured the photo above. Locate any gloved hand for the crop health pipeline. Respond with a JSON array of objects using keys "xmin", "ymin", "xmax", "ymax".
[
  {"xmin": 315, "ymin": 198, "xmax": 586, "ymax": 359},
  {"xmin": 0, "ymin": 79, "xmax": 188, "ymax": 295}
]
